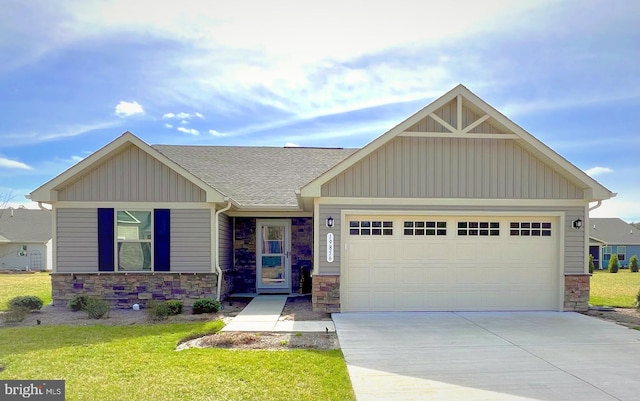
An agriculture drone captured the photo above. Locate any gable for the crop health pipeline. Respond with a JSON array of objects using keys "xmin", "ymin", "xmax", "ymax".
[
  {"xmin": 321, "ymin": 136, "xmax": 583, "ymax": 199},
  {"xmin": 57, "ymin": 143, "xmax": 207, "ymax": 202},
  {"xmin": 303, "ymin": 85, "xmax": 613, "ymax": 202}
]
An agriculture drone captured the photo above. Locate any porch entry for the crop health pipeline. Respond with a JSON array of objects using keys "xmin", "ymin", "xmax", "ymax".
[{"xmin": 256, "ymin": 219, "xmax": 291, "ymax": 293}]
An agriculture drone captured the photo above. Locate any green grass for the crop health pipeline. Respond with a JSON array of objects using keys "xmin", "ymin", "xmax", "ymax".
[
  {"xmin": 590, "ymin": 269, "xmax": 640, "ymax": 307},
  {"xmin": 0, "ymin": 322, "xmax": 355, "ymax": 401},
  {"xmin": 0, "ymin": 272, "xmax": 51, "ymax": 310}
]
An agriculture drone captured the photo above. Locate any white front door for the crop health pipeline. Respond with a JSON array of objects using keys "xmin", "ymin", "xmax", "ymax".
[{"xmin": 256, "ymin": 219, "xmax": 291, "ymax": 293}]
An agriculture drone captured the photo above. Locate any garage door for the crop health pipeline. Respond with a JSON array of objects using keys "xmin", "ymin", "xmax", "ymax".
[{"xmin": 342, "ymin": 215, "xmax": 559, "ymax": 312}]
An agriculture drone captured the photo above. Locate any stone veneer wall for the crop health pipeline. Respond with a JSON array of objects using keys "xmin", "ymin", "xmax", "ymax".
[
  {"xmin": 233, "ymin": 217, "xmax": 313, "ymax": 294},
  {"xmin": 312, "ymin": 275, "xmax": 340, "ymax": 313},
  {"xmin": 233, "ymin": 218, "xmax": 257, "ymax": 293},
  {"xmin": 51, "ymin": 273, "xmax": 218, "ymax": 308},
  {"xmin": 564, "ymin": 274, "xmax": 590, "ymax": 312}
]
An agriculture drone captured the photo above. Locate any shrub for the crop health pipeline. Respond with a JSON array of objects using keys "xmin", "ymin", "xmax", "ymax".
[
  {"xmin": 1, "ymin": 306, "xmax": 31, "ymax": 323},
  {"xmin": 636, "ymin": 288, "xmax": 640, "ymax": 310},
  {"xmin": 67, "ymin": 294, "xmax": 91, "ymax": 312},
  {"xmin": 588, "ymin": 254, "xmax": 595, "ymax": 274},
  {"xmin": 630, "ymin": 255, "xmax": 639, "ymax": 273},
  {"xmin": 9, "ymin": 295, "xmax": 43, "ymax": 311},
  {"xmin": 608, "ymin": 254, "xmax": 619, "ymax": 273},
  {"xmin": 165, "ymin": 300, "xmax": 183, "ymax": 315},
  {"xmin": 84, "ymin": 297, "xmax": 111, "ymax": 319},
  {"xmin": 192, "ymin": 298, "xmax": 221, "ymax": 314},
  {"xmin": 145, "ymin": 301, "xmax": 171, "ymax": 321}
]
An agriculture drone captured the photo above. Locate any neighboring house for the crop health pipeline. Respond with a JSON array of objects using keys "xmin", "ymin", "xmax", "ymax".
[
  {"xmin": 0, "ymin": 208, "xmax": 53, "ymax": 271},
  {"xmin": 28, "ymin": 85, "xmax": 613, "ymax": 312},
  {"xmin": 589, "ymin": 218, "xmax": 640, "ymax": 269}
]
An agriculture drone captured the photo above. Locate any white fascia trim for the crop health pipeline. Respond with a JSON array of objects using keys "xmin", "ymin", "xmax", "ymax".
[
  {"xmin": 316, "ymin": 197, "xmax": 588, "ymax": 207},
  {"xmin": 53, "ymin": 201, "xmax": 214, "ymax": 209},
  {"xmin": 341, "ymin": 209, "xmax": 567, "ymax": 218},
  {"xmin": 228, "ymin": 211, "xmax": 312, "ymax": 217}
]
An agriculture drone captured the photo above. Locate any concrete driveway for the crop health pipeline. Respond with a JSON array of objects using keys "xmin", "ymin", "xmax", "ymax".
[{"xmin": 333, "ymin": 312, "xmax": 640, "ymax": 401}]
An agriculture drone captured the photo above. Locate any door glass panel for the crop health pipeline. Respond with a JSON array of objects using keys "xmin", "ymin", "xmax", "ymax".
[
  {"xmin": 261, "ymin": 256, "xmax": 285, "ymax": 284},
  {"xmin": 262, "ymin": 226, "xmax": 284, "ymax": 254}
]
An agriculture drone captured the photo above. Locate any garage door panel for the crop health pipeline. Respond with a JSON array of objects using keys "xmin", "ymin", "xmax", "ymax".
[{"xmin": 343, "ymin": 215, "xmax": 559, "ymax": 312}]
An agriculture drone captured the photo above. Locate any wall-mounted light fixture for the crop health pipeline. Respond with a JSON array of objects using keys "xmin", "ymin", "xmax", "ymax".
[
  {"xmin": 326, "ymin": 216, "xmax": 334, "ymax": 228},
  {"xmin": 572, "ymin": 218, "xmax": 583, "ymax": 230}
]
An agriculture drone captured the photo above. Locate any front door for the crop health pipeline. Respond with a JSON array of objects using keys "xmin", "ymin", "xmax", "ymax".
[{"xmin": 256, "ymin": 219, "xmax": 291, "ymax": 293}]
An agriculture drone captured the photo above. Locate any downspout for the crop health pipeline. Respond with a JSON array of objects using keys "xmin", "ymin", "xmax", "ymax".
[
  {"xmin": 215, "ymin": 199, "xmax": 232, "ymax": 301},
  {"xmin": 588, "ymin": 200, "xmax": 602, "ymax": 212}
]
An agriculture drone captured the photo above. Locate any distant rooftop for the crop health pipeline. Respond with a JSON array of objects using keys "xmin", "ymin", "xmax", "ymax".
[
  {"xmin": 0, "ymin": 208, "xmax": 52, "ymax": 243},
  {"xmin": 589, "ymin": 218, "xmax": 640, "ymax": 245}
]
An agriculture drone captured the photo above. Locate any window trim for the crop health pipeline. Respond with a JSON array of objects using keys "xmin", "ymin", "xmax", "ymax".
[{"xmin": 115, "ymin": 210, "xmax": 154, "ymax": 272}]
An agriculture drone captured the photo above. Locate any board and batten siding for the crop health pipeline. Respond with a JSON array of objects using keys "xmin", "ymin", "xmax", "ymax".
[
  {"xmin": 56, "ymin": 208, "xmax": 98, "ymax": 272},
  {"xmin": 218, "ymin": 213, "xmax": 233, "ymax": 272},
  {"xmin": 170, "ymin": 209, "xmax": 211, "ymax": 273},
  {"xmin": 58, "ymin": 144, "xmax": 206, "ymax": 202},
  {"xmin": 321, "ymin": 137, "xmax": 583, "ymax": 200},
  {"xmin": 317, "ymin": 204, "xmax": 585, "ymax": 276}
]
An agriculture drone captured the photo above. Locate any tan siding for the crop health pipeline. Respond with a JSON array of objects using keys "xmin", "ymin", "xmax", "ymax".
[
  {"xmin": 218, "ymin": 213, "xmax": 233, "ymax": 272},
  {"xmin": 56, "ymin": 208, "xmax": 98, "ymax": 272},
  {"xmin": 317, "ymin": 204, "xmax": 585, "ymax": 276},
  {"xmin": 321, "ymin": 137, "xmax": 583, "ymax": 200},
  {"xmin": 58, "ymin": 144, "xmax": 206, "ymax": 202},
  {"xmin": 171, "ymin": 209, "xmax": 211, "ymax": 273}
]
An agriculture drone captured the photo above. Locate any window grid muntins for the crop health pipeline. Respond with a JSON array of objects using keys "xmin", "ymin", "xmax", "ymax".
[
  {"xmin": 403, "ymin": 221, "xmax": 447, "ymax": 236},
  {"xmin": 509, "ymin": 222, "xmax": 552, "ymax": 237},
  {"xmin": 116, "ymin": 210, "xmax": 153, "ymax": 271},
  {"xmin": 457, "ymin": 221, "xmax": 500, "ymax": 236},
  {"xmin": 349, "ymin": 220, "xmax": 393, "ymax": 236}
]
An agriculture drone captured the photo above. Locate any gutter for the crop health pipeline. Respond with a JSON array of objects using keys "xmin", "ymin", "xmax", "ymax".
[
  {"xmin": 588, "ymin": 200, "xmax": 603, "ymax": 212},
  {"xmin": 214, "ymin": 199, "xmax": 232, "ymax": 301}
]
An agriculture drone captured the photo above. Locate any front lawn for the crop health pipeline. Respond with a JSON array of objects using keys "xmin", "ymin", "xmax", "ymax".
[
  {"xmin": 0, "ymin": 322, "xmax": 355, "ymax": 401},
  {"xmin": 590, "ymin": 269, "xmax": 640, "ymax": 307},
  {"xmin": 0, "ymin": 272, "xmax": 51, "ymax": 310}
]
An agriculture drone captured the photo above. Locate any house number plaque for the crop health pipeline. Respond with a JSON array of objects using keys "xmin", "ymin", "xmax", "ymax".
[{"xmin": 326, "ymin": 233, "xmax": 334, "ymax": 263}]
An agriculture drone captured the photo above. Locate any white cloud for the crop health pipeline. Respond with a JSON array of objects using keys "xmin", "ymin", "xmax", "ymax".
[
  {"xmin": 195, "ymin": 112, "xmax": 205, "ymax": 119},
  {"xmin": 586, "ymin": 167, "xmax": 614, "ymax": 177},
  {"xmin": 0, "ymin": 157, "xmax": 32, "ymax": 170},
  {"xmin": 114, "ymin": 101, "xmax": 144, "ymax": 117},
  {"xmin": 180, "ymin": 120, "xmax": 189, "ymax": 125},
  {"xmin": 164, "ymin": 123, "xmax": 173, "ymax": 128},
  {"xmin": 284, "ymin": 142, "xmax": 300, "ymax": 147},
  {"xmin": 208, "ymin": 129, "xmax": 228, "ymax": 137},
  {"xmin": 177, "ymin": 127, "xmax": 200, "ymax": 135},
  {"xmin": 162, "ymin": 113, "xmax": 175, "ymax": 119}
]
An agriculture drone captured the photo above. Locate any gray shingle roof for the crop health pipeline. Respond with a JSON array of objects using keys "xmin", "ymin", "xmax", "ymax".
[
  {"xmin": 589, "ymin": 218, "xmax": 640, "ymax": 245},
  {"xmin": 0, "ymin": 208, "xmax": 52, "ymax": 243},
  {"xmin": 152, "ymin": 145, "xmax": 357, "ymax": 207}
]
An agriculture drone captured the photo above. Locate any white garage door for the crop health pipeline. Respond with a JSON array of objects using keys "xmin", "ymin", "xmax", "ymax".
[{"xmin": 342, "ymin": 215, "xmax": 559, "ymax": 312}]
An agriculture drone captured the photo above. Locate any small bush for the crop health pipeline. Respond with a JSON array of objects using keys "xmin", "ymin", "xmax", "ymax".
[
  {"xmin": 145, "ymin": 301, "xmax": 170, "ymax": 321},
  {"xmin": 192, "ymin": 298, "xmax": 221, "ymax": 314},
  {"xmin": 588, "ymin": 254, "xmax": 595, "ymax": 274},
  {"xmin": 1, "ymin": 306, "xmax": 31, "ymax": 323},
  {"xmin": 84, "ymin": 297, "xmax": 111, "ymax": 319},
  {"xmin": 630, "ymin": 255, "xmax": 639, "ymax": 273},
  {"xmin": 67, "ymin": 294, "xmax": 91, "ymax": 312},
  {"xmin": 9, "ymin": 295, "xmax": 43, "ymax": 311},
  {"xmin": 608, "ymin": 254, "xmax": 619, "ymax": 273},
  {"xmin": 165, "ymin": 300, "xmax": 183, "ymax": 315},
  {"xmin": 636, "ymin": 288, "xmax": 640, "ymax": 310}
]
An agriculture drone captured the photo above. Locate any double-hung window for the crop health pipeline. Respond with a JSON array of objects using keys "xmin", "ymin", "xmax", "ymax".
[
  {"xmin": 116, "ymin": 210, "xmax": 152, "ymax": 271},
  {"xmin": 617, "ymin": 246, "xmax": 626, "ymax": 262}
]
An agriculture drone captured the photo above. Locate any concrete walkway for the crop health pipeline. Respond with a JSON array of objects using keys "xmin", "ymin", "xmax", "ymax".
[
  {"xmin": 334, "ymin": 312, "xmax": 640, "ymax": 401},
  {"xmin": 222, "ymin": 295, "xmax": 336, "ymax": 332}
]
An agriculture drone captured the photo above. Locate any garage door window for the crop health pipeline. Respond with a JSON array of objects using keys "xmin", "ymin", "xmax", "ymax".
[
  {"xmin": 403, "ymin": 221, "xmax": 447, "ymax": 236},
  {"xmin": 457, "ymin": 221, "xmax": 500, "ymax": 236},
  {"xmin": 349, "ymin": 220, "xmax": 393, "ymax": 236},
  {"xmin": 509, "ymin": 222, "xmax": 552, "ymax": 237}
]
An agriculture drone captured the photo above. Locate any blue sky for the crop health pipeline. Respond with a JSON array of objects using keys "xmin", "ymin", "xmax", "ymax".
[{"xmin": 0, "ymin": 0, "xmax": 638, "ymax": 221}]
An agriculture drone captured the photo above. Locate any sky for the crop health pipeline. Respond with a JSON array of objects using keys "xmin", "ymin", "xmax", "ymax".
[{"xmin": 0, "ymin": 0, "xmax": 638, "ymax": 221}]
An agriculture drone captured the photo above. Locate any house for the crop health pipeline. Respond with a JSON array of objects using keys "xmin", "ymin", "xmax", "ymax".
[
  {"xmin": 28, "ymin": 85, "xmax": 613, "ymax": 312},
  {"xmin": 0, "ymin": 207, "xmax": 53, "ymax": 271},
  {"xmin": 589, "ymin": 218, "xmax": 640, "ymax": 269}
]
